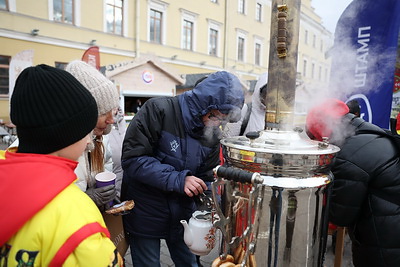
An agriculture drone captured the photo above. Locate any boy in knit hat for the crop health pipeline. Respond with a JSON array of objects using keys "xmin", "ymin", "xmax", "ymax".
[
  {"xmin": 65, "ymin": 60, "xmax": 121, "ymax": 208},
  {"xmin": 0, "ymin": 64, "xmax": 123, "ymax": 266}
]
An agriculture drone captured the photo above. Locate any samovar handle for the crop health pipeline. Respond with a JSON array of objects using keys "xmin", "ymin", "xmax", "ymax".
[{"xmin": 213, "ymin": 165, "xmax": 263, "ymax": 184}]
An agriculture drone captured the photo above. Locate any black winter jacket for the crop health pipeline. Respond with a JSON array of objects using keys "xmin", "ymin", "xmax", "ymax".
[
  {"xmin": 329, "ymin": 114, "xmax": 400, "ymax": 267},
  {"xmin": 121, "ymin": 71, "xmax": 244, "ymax": 240}
]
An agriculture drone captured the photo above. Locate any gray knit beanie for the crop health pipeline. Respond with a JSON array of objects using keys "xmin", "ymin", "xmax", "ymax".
[{"xmin": 65, "ymin": 60, "xmax": 119, "ymax": 115}]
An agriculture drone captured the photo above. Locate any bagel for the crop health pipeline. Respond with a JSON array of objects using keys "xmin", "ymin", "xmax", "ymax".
[
  {"xmin": 211, "ymin": 254, "xmax": 234, "ymax": 267},
  {"xmin": 233, "ymin": 244, "xmax": 243, "ymax": 263},
  {"xmin": 219, "ymin": 262, "xmax": 235, "ymax": 267},
  {"xmin": 248, "ymin": 254, "xmax": 256, "ymax": 267}
]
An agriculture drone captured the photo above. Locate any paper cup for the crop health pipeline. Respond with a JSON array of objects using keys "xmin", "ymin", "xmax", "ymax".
[{"xmin": 95, "ymin": 171, "xmax": 116, "ymax": 188}]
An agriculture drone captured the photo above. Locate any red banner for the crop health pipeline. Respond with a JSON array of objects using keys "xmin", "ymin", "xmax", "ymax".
[{"xmin": 82, "ymin": 46, "xmax": 100, "ymax": 70}]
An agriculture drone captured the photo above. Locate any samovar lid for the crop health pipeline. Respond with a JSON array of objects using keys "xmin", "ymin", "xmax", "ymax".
[{"xmin": 221, "ymin": 129, "xmax": 340, "ymax": 155}]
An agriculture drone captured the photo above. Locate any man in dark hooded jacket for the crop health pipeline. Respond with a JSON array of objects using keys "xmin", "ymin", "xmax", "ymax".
[
  {"xmin": 306, "ymin": 98, "xmax": 400, "ymax": 267},
  {"xmin": 121, "ymin": 71, "xmax": 244, "ymax": 267}
]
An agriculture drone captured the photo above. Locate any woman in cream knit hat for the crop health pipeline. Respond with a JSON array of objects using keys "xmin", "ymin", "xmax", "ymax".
[{"xmin": 66, "ymin": 60, "xmax": 120, "ymax": 209}]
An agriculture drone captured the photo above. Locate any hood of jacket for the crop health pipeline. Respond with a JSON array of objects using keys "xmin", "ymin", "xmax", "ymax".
[
  {"xmin": 0, "ymin": 151, "xmax": 78, "ymax": 245},
  {"xmin": 178, "ymin": 71, "xmax": 244, "ymax": 138},
  {"xmin": 243, "ymin": 72, "xmax": 268, "ymax": 135},
  {"xmin": 252, "ymin": 72, "xmax": 268, "ymax": 112}
]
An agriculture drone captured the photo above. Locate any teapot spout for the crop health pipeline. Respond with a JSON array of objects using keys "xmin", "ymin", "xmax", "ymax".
[{"xmin": 180, "ymin": 220, "xmax": 193, "ymax": 246}]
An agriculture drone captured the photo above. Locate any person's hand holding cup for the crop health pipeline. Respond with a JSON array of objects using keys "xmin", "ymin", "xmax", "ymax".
[{"xmin": 95, "ymin": 171, "xmax": 117, "ymax": 207}]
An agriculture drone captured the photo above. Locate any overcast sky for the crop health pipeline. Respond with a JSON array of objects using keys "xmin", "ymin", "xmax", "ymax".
[{"xmin": 311, "ymin": 0, "xmax": 353, "ymax": 33}]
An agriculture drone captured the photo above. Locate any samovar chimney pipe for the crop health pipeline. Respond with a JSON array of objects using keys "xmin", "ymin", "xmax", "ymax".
[{"xmin": 263, "ymin": 0, "xmax": 301, "ymax": 130}]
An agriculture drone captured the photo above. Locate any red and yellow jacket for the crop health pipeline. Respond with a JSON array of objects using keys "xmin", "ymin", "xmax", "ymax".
[{"xmin": 0, "ymin": 150, "xmax": 123, "ymax": 266}]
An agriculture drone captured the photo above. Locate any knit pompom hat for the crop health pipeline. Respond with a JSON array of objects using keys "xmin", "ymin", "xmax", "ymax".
[
  {"xmin": 306, "ymin": 98, "xmax": 349, "ymax": 141},
  {"xmin": 10, "ymin": 64, "xmax": 98, "ymax": 154},
  {"xmin": 65, "ymin": 60, "xmax": 119, "ymax": 115}
]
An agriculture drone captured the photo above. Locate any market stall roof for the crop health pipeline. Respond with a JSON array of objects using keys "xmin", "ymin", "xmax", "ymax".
[{"xmin": 105, "ymin": 54, "xmax": 184, "ymax": 85}]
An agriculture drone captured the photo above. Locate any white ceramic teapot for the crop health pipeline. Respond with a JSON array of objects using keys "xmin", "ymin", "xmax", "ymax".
[{"xmin": 180, "ymin": 210, "xmax": 216, "ymax": 256}]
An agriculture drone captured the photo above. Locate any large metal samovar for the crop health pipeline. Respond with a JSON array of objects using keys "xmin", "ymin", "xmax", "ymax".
[
  {"xmin": 213, "ymin": 130, "xmax": 339, "ymax": 267},
  {"xmin": 210, "ymin": 0, "xmax": 340, "ymax": 266}
]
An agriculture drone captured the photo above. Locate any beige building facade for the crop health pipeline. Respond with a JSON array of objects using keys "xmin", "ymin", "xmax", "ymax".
[
  {"xmin": 296, "ymin": 0, "xmax": 333, "ymax": 115},
  {"xmin": 0, "ymin": 0, "xmax": 332, "ymax": 122}
]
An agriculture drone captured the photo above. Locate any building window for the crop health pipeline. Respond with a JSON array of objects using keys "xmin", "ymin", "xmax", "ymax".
[
  {"xmin": 311, "ymin": 63, "xmax": 315, "ymax": 78},
  {"xmin": 325, "ymin": 68, "xmax": 328, "ymax": 82},
  {"xmin": 209, "ymin": 28, "xmax": 218, "ymax": 56},
  {"xmin": 106, "ymin": 0, "xmax": 123, "ymax": 35},
  {"xmin": 0, "ymin": 56, "xmax": 10, "ymax": 96},
  {"xmin": 255, "ymin": 42, "xmax": 261, "ymax": 65},
  {"xmin": 238, "ymin": 37, "xmax": 245, "ymax": 61},
  {"xmin": 256, "ymin": 3, "xmax": 262, "ymax": 22},
  {"xmin": 180, "ymin": 10, "xmax": 197, "ymax": 51},
  {"xmin": 148, "ymin": 0, "xmax": 168, "ymax": 43},
  {"xmin": 208, "ymin": 19, "xmax": 221, "ymax": 56},
  {"xmin": 0, "ymin": 0, "xmax": 8, "ymax": 10},
  {"xmin": 182, "ymin": 20, "xmax": 193, "ymax": 50},
  {"xmin": 150, "ymin": 9, "xmax": 162, "ymax": 43},
  {"xmin": 318, "ymin": 66, "xmax": 322, "ymax": 81},
  {"xmin": 304, "ymin": 30, "xmax": 308, "ymax": 44},
  {"xmin": 53, "ymin": 0, "xmax": 74, "ymax": 24},
  {"xmin": 312, "ymin": 34, "xmax": 316, "ymax": 48},
  {"xmin": 238, "ymin": 0, "xmax": 245, "ymax": 14},
  {"xmin": 303, "ymin": 59, "xmax": 307, "ymax": 77},
  {"xmin": 320, "ymin": 40, "xmax": 324, "ymax": 52},
  {"xmin": 236, "ymin": 30, "xmax": 247, "ymax": 62}
]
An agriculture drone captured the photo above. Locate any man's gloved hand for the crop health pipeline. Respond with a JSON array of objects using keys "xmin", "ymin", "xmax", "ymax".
[{"xmin": 86, "ymin": 185, "xmax": 117, "ymax": 207}]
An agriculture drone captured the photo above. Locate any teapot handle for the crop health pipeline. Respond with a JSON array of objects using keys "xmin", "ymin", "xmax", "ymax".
[{"xmin": 195, "ymin": 192, "xmax": 214, "ymax": 211}]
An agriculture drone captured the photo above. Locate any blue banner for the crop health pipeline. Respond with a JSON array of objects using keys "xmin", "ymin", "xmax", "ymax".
[{"xmin": 329, "ymin": 0, "xmax": 400, "ymax": 129}]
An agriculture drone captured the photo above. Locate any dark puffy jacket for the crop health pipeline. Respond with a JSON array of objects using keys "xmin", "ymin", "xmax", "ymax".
[
  {"xmin": 329, "ymin": 114, "xmax": 400, "ymax": 267},
  {"xmin": 121, "ymin": 71, "xmax": 244, "ymax": 240}
]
